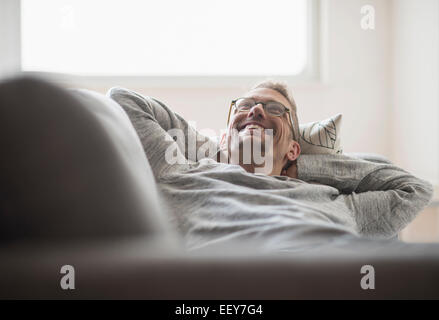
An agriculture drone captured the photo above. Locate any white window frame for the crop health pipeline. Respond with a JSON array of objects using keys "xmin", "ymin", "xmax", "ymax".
[{"xmin": 3, "ymin": 0, "xmax": 321, "ymax": 87}]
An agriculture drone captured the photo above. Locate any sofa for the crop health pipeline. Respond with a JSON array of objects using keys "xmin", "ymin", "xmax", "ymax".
[{"xmin": 1, "ymin": 76, "xmax": 438, "ymax": 299}]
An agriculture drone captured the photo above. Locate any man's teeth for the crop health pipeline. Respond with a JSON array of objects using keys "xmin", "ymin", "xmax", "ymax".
[{"xmin": 243, "ymin": 124, "xmax": 265, "ymax": 130}]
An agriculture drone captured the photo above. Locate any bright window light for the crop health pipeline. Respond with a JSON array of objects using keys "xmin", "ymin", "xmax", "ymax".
[{"xmin": 21, "ymin": 0, "xmax": 308, "ymax": 76}]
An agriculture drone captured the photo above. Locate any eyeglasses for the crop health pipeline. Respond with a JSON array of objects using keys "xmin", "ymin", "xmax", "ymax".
[{"xmin": 227, "ymin": 97, "xmax": 296, "ymax": 139}]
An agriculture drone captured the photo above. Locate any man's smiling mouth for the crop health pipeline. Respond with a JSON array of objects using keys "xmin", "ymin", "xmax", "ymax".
[{"xmin": 238, "ymin": 122, "xmax": 276, "ymax": 135}]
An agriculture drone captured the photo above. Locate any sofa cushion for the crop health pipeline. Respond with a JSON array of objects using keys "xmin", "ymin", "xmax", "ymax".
[{"xmin": 299, "ymin": 113, "xmax": 343, "ymax": 154}]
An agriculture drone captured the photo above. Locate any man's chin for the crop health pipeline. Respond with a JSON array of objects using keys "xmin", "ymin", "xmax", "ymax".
[
  {"xmin": 227, "ymin": 130, "xmax": 274, "ymax": 167},
  {"xmin": 238, "ymin": 131, "xmax": 264, "ymax": 143},
  {"xmin": 227, "ymin": 139, "xmax": 275, "ymax": 174}
]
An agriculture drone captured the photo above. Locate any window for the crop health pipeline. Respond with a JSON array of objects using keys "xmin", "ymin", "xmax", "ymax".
[{"xmin": 20, "ymin": 0, "xmax": 318, "ymax": 82}]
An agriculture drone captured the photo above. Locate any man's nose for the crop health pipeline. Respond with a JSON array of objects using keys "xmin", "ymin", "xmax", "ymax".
[{"xmin": 247, "ymin": 103, "xmax": 266, "ymax": 119}]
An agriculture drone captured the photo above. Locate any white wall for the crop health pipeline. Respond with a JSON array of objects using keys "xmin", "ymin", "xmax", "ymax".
[
  {"xmin": 391, "ymin": 0, "xmax": 439, "ymax": 187},
  {"xmin": 293, "ymin": 0, "xmax": 392, "ymax": 157}
]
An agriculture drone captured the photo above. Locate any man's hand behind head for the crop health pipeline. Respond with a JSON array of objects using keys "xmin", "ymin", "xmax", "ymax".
[{"xmin": 281, "ymin": 160, "xmax": 298, "ymax": 179}]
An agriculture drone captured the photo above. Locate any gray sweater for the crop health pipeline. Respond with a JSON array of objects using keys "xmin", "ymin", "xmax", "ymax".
[{"xmin": 108, "ymin": 87, "xmax": 433, "ymax": 252}]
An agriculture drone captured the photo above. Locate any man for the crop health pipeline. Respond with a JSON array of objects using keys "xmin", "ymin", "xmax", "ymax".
[
  {"xmin": 217, "ymin": 82, "xmax": 300, "ymax": 177},
  {"xmin": 108, "ymin": 80, "xmax": 433, "ymax": 252}
]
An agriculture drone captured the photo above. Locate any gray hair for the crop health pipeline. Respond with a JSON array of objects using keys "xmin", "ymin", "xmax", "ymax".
[{"xmin": 251, "ymin": 79, "xmax": 300, "ymax": 142}]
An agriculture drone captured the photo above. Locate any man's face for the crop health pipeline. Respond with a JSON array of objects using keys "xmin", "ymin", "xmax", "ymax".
[{"xmin": 223, "ymin": 88, "xmax": 298, "ymax": 174}]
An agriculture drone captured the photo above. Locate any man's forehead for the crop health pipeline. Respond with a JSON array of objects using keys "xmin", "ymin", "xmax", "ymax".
[{"xmin": 243, "ymin": 88, "xmax": 291, "ymax": 108}]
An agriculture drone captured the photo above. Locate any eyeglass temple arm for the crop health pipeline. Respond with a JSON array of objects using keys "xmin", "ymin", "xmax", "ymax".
[{"xmin": 227, "ymin": 101, "xmax": 236, "ymax": 126}]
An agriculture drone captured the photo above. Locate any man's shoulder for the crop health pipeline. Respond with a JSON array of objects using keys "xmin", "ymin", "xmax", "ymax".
[
  {"xmin": 107, "ymin": 86, "xmax": 146, "ymax": 101},
  {"xmin": 106, "ymin": 87, "xmax": 163, "ymax": 114}
]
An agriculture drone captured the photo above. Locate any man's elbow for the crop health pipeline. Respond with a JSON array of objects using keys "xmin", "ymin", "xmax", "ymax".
[{"xmin": 408, "ymin": 178, "xmax": 434, "ymax": 208}]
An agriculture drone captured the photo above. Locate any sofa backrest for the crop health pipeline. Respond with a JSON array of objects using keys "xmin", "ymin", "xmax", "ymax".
[{"xmin": 0, "ymin": 76, "xmax": 174, "ymax": 246}]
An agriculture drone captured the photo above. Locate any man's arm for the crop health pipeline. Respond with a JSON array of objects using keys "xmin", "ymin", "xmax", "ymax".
[
  {"xmin": 297, "ymin": 154, "xmax": 434, "ymax": 238},
  {"xmin": 108, "ymin": 87, "xmax": 218, "ymax": 178}
]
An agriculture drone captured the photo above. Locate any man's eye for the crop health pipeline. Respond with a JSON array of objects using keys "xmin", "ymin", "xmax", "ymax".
[{"xmin": 267, "ymin": 104, "xmax": 283, "ymax": 115}]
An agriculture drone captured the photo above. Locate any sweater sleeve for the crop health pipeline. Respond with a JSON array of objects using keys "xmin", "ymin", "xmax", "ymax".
[
  {"xmin": 107, "ymin": 87, "xmax": 219, "ymax": 178},
  {"xmin": 297, "ymin": 153, "xmax": 434, "ymax": 238}
]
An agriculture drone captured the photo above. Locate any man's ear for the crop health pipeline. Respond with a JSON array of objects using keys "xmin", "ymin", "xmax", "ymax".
[{"xmin": 286, "ymin": 140, "xmax": 301, "ymax": 162}]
